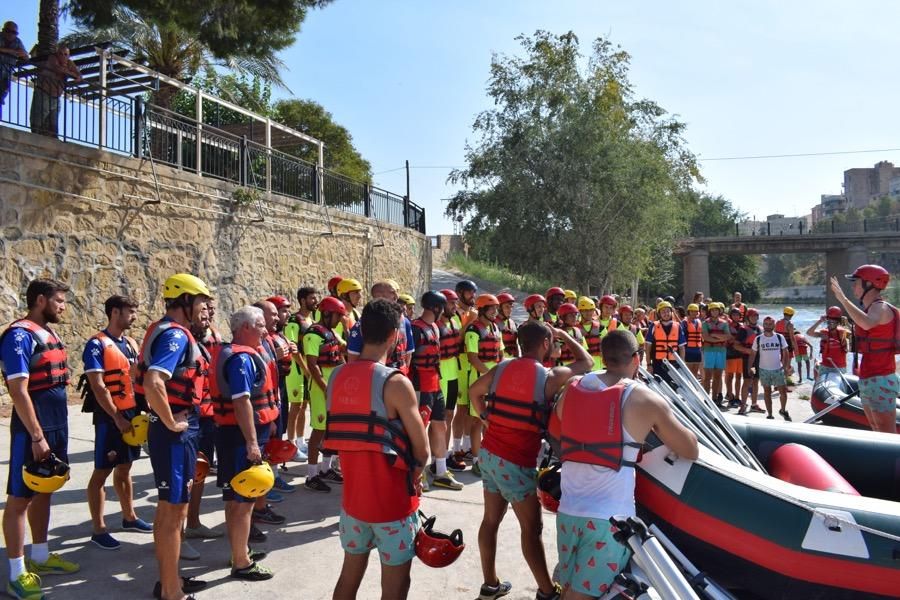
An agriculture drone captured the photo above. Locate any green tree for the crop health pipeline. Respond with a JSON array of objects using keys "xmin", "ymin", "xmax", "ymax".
[{"xmin": 446, "ymin": 31, "xmax": 700, "ymax": 293}]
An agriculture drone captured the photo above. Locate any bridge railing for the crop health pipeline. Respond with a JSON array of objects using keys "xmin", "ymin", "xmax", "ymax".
[{"xmin": 724, "ymin": 215, "xmax": 900, "ymax": 238}]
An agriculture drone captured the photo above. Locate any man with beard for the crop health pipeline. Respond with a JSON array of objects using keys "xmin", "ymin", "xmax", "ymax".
[
  {"xmin": 347, "ymin": 281, "xmax": 415, "ymax": 376},
  {"xmin": 749, "ymin": 316, "xmax": 791, "ymax": 421},
  {"xmin": 451, "ymin": 280, "xmax": 478, "ymax": 462},
  {"xmin": 284, "ymin": 287, "xmax": 318, "ymax": 461},
  {"xmin": 83, "ymin": 295, "xmax": 152, "ymax": 551},
  {"xmin": 1, "ymin": 279, "xmax": 78, "ymax": 599}
]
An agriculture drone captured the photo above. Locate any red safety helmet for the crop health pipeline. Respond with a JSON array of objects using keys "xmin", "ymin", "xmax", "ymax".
[
  {"xmin": 439, "ymin": 288, "xmax": 459, "ymax": 302},
  {"xmin": 619, "ymin": 304, "xmax": 634, "ymax": 315},
  {"xmin": 600, "ymin": 294, "xmax": 618, "ymax": 307},
  {"xmin": 318, "ymin": 296, "xmax": 347, "ymax": 315},
  {"xmin": 475, "ymin": 294, "xmax": 500, "ymax": 309},
  {"xmin": 327, "ymin": 276, "xmax": 343, "ymax": 293},
  {"xmin": 496, "ymin": 292, "xmax": 516, "ymax": 304},
  {"xmin": 537, "ymin": 463, "xmax": 561, "ymax": 513},
  {"xmin": 845, "ymin": 264, "xmax": 890, "ymax": 290},
  {"xmin": 557, "ymin": 303, "xmax": 579, "ymax": 318},
  {"xmin": 545, "ymin": 287, "xmax": 566, "ymax": 299},
  {"xmin": 266, "ymin": 295, "xmax": 291, "ymax": 309},
  {"xmin": 524, "ymin": 294, "xmax": 546, "ymax": 311},
  {"xmin": 264, "ymin": 439, "xmax": 297, "ymax": 464},
  {"xmin": 195, "ymin": 452, "xmax": 210, "ymax": 484},
  {"xmin": 746, "ymin": 308, "xmax": 759, "ymax": 318},
  {"xmin": 826, "ymin": 306, "xmax": 843, "ymax": 319},
  {"xmin": 415, "ymin": 512, "xmax": 465, "ymax": 568}
]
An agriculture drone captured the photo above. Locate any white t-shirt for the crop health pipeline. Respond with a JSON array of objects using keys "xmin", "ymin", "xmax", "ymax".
[{"xmin": 752, "ymin": 332, "xmax": 787, "ymax": 371}]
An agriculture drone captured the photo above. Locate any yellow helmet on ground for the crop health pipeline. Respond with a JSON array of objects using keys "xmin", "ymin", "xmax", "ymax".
[
  {"xmin": 563, "ymin": 289, "xmax": 577, "ymax": 301},
  {"xmin": 783, "ymin": 306, "xmax": 795, "ymax": 316},
  {"xmin": 230, "ymin": 463, "xmax": 275, "ymax": 498},
  {"xmin": 122, "ymin": 414, "xmax": 149, "ymax": 447},
  {"xmin": 337, "ymin": 278, "xmax": 363, "ymax": 296},
  {"xmin": 577, "ymin": 296, "xmax": 596, "ymax": 311},
  {"xmin": 687, "ymin": 303, "xmax": 699, "ymax": 312},
  {"xmin": 398, "ymin": 293, "xmax": 416, "ymax": 306},
  {"xmin": 23, "ymin": 454, "xmax": 70, "ymax": 494},
  {"xmin": 656, "ymin": 301, "xmax": 673, "ymax": 312},
  {"xmin": 163, "ymin": 273, "xmax": 211, "ymax": 299}
]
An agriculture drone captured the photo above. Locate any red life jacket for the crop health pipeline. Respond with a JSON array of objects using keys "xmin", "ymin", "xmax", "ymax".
[
  {"xmin": 92, "ymin": 331, "xmax": 137, "ymax": 411},
  {"xmin": 582, "ymin": 320, "xmax": 603, "ymax": 356},
  {"xmin": 704, "ymin": 318, "xmax": 729, "ymax": 348},
  {"xmin": 411, "ymin": 318, "xmax": 441, "ymax": 391},
  {"xmin": 197, "ymin": 343, "xmax": 214, "ymax": 417},
  {"xmin": 557, "ymin": 377, "xmax": 642, "ymax": 470},
  {"xmin": 307, "ymin": 323, "xmax": 344, "ymax": 368},
  {"xmin": 498, "ymin": 317, "xmax": 519, "ymax": 357},
  {"xmin": 820, "ymin": 327, "xmax": 848, "ymax": 370},
  {"xmin": 0, "ymin": 319, "xmax": 69, "ymax": 392},
  {"xmin": 652, "ymin": 320, "xmax": 680, "ymax": 361},
  {"xmin": 731, "ymin": 302, "xmax": 747, "ymax": 318},
  {"xmin": 201, "ymin": 327, "xmax": 224, "ymax": 349},
  {"xmin": 774, "ymin": 318, "xmax": 795, "ymax": 352},
  {"xmin": 683, "ymin": 318, "xmax": 703, "ymax": 349},
  {"xmin": 210, "ymin": 344, "xmax": 279, "ymax": 426},
  {"xmin": 466, "ymin": 319, "xmax": 503, "ymax": 364},
  {"xmin": 269, "ymin": 332, "xmax": 293, "ymax": 377},
  {"xmin": 134, "ymin": 320, "xmax": 202, "ymax": 409},
  {"xmin": 855, "ymin": 300, "xmax": 900, "ymax": 378},
  {"xmin": 794, "ymin": 333, "xmax": 809, "ymax": 356},
  {"xmin": 386, "ymin": 320, "xmax": 408, "ymax": 375},
  {"xmin": 559, "ymin": 326, "xmax": 585, "ymax": 364},
  {"xmin": 322, "ymin": 360, "xmax": 416, "ymax": 491},
  {"xmin": 485, "ymin": 358, "xmax": 549, "ymax": 432},
  {"xmin": 743, "ymin": 324, "xmax": 762, "ymax": 352},
  {"xmin": 437, "ymin": 316, "xmax": 461, "ymax": 361}
]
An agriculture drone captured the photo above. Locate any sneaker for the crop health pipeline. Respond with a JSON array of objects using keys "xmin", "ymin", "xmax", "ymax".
[
  {"xmin": 266, "ymin": 490, "xmax": 285, "ymax": 503},
  {"xmin": 728, "ymin": 399, "xmax": 740, "ymax": 409},
  {"xmin": 252, "ymin": 505, "xmax": 286, "ymax": 525},
  {"xmin": 420, "ymin": 472, "xmax": 430, "ymax": 493},
  {"xmin": 184, "ymin": 524, "xmax": 224, "ymax": 539},
  {"xmin": 431, "ymin": 471, "xmax": 464, "ymax": 491},
  {"xmin": 304, "ymin": 475, "xmax": 331, "ymax": 493},
  {"xmin": 321, "ymin": 469, "xmax": 344, "ymax": 484},
  {"xmin": 249, "ymin": 524, "xmax": 267, "ymax": 544},
  {"xmin": 749, "ymin": 405, "xmax": 765, "ymax": 413},
  {"xmin": 228, "ymin": 548, "xmax": 268, "ymax": 567},
  {"xmin": 26, "ymin": 554, "xmax": 80, "ymax": 575},
  {"xmin": 779, "ymin": 409, "xmax": 792, "ymax": 422},
  {"xmin": 292, "ymin": 448, "xmax": 308, "ymax": 462},
  {"xmin": 90, "ymin": 532, "xmax": 120, "ymax": 550},
  {"xmin": 274, "ymin": 476, "xmax": 296, "ymax": 493},
  {"xmin": 153, "ymin": 577, "xmax": 208, "ymax": 599},
  {"xmin": 122, "ymin": 517, "xmax": 153, "ymax": 532},
  {"xmin": 535, "ymin": 586, "xmax": 561, "ymax": 600},
  {"xmin": 6, "ymin": 572, "xmax": 43, "ymax": 599},
  {"xmin": 231, "ymin": 561, "xmax": 274, "ymax": 581},
  {"xmin": 766, "ymin": 415, "xmax": 775, "ymax": 420},
  {"xmin": 478, "ymin": 579, "xmax": 512, "ymax": 599},
  {"xmin": 737, "ymin": 408, "xmax": 747, "ymax": 416},
  {"xmin": 471, "ymin": 462, "xmax": 482, "ymax": 478},
  {"xmin": 296, "ymin": 438, "xmax": 309, "ymax": 453},
  {"xmin": 180, "ymin": 540, "xmax": 200, "ymax": 561},
  {"xmin": 446, "ymin": 455, "xmax": 467, "ymax": 472}
]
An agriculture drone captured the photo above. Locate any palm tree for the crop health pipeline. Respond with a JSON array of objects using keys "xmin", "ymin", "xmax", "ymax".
[
  {"xmin": 62, "ymin": 6, "xmax": 287, "ymax": 110},
  {"xmin": 36, "ymin": 0, "xmax": 60, "ymax": 56}
]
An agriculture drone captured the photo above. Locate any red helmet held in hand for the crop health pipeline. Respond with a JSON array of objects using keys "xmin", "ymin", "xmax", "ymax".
[
  {"xmin": 537, "ymin": 463, "xmax": 561, "ymax": 513},
  {"xmin": 415, "ymin": 512, "xmax": 465, "ymax": 568},
  {"xmin": 264, "ymin": 439, "xmax": 297, "ymax": 464}
]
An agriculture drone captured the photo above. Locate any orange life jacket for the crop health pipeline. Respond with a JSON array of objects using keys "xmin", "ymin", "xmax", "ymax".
[
  {"xmin": 466, "ymin": 319, "xmax": 503, "ymax": 364},
  {"xmin": 652, "ymin": 320, "xmax": 680, "ymax": 361},
  {"xmin": 307, "ymin": 323, "xmax": 344, "ymax": 368},
  {"xmin": 91, "ymin": 331, "xmax": 137, "ymax": 411},
  {"xmin": 683, "ymin": 318, "xmax": 703, "ymax": 349},
  {"xmin": 485, "ymin": 358, "xmax": 549, "ymax": 432},
  {"xmin": 498, "ymin": 317, "xmax": 519, "ymax": 357},
  {"xmin": 134, "ymin": 320, "xmax": 202, "ymax": 410},
  {"xmin": 437, "ymin": 315, "xmax": 461, "ymax": 360},
  {"xmin": 210, "ymin": 344, "xmax": 279, "ymax": 426},
  {"xmin": 557, "ymin": 377, "xmax": 642, "ymax": 470},
  {"xmin": 774, "ymin": 318, "xmax": 794, "ymax": 352},
  {"xmin": 0, "ymin": 319, "xmax": 69, "ymax": 392}
]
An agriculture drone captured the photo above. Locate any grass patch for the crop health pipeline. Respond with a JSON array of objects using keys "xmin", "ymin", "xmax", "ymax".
[{"xmin": 445, "ymin": 252, "xmax": 554, "ymax": 293}]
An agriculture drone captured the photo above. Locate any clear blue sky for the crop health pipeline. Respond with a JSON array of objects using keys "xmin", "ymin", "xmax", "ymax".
[{"xmin": 9, "ymin": 1, "xmax": 900, "ymax": 233}]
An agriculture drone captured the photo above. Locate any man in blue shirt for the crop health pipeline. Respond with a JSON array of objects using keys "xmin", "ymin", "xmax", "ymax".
[
  {"xmin": 347, "ymin": 281, "xmax": 414, "ymax": 370},
  {"xmin": 0, "ymin": 21, "xmax": 27, "ymax": 116},
  {"xmin": 0, "ymin": 278, "xmax": 78, "ymax": 599},
  {"xmin": 82, "ymin": 295, "xmax": 153, "ymax": 551}
]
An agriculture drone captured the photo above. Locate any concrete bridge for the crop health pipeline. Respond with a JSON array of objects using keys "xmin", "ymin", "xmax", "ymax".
[{"xmin": 674, "ymin": 231, "xmax": 900, "ymax": 306}]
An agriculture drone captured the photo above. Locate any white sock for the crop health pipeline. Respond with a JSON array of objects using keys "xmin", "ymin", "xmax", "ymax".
[
  {"xmin": 307, "ymin": 463, "xmax": 319, "ymax": 478},
  {"xmin": 31, "ymin": 542, "xmax": 49, "ymax": 564},
  {"xmin": 8, "ymin": 556, "xmax": 25, "ymax": 581},
  {"xmin": 436, "ymin": 457, "xmax": 448, "ymax": 476},
  {"xmin": 472, "ymin": 455, "xmax": 480, "ymax": 465},
  {"xmin": 325, "ymin": 455, "xmax": 334, "ymax": 470},
  {"xmin": 462, "ymin": 435, "xmax": 471, "ymax": 451},
  {"xmin": 452, "ymin": 438, "xmax": 462, "ymax": 452}
]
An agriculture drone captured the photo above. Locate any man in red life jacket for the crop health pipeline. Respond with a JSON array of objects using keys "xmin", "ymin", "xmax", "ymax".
[
  {"xmin": 831, "ymin": 267, "xmax": 899, "ymax": 433},
  {"xmin": 793, "ymin": 332, "xmax": 813, "ymax": 381},
  {"xmin": 1, "ymin": 279, "xmax": 78, "ymax": 599},
  {"xmin": 437, "ymin": 289, "xmax": 467, "ymax": 473},
  {"xmin": 806, "ymin": 306, "xmax": 850, "ymax": 377},
  {"xmin": 556, "ymin": 303, "xmax": 588, "ymax": 366},
  {"xmin": 736, "ymin": 308, "xmax": 764, "ymax": 414},
  {"xmin": 681, "ymin": 303, "xmax": 703, "ymax": 379},
  {"xmin": 135, "ymin": 273, "xmax": 211, "ymax": 600},
  {"xmin": 303, "ymin": 296, "xmax": 348, "ymax": 492},
  {"xmin": 552, "ymin": 330, "xmax": 698, "ymax": 599},
  {"xmin": 266, "ymin": 295, "xmax": 296, "ymax": 446},
  {"xmin": 83, "ymin": 295, "xmax": 152, "ymax": 551},
  {"xmin": 701, "ymin": 302, "xmax": 731, "ymax": 403},
  {"xmin": 496, "ymin": 293, "xmax": 520, "ymax": 358},
  {"xmin": 469, "ymin": 321, "xmax": 593, "ymax": 600},
  {"xmin": 326, "ymin": 299, "xmax": 429, "ymax": 600},
  {"xmin": 731, "ymin": 291, "xmax": 747, "ymax": 319},
  {"xmin": 212, "ymin": 306, "xmax": 278, "ymax": 582},
  {"xmin": 724, "ymin": 307, "xmax": 745, "ymax": 408},
  {"xmin": 775, "ymin": 307, "xmax": 797, "ymax": 384}
]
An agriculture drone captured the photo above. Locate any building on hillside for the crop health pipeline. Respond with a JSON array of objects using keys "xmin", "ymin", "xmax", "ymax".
[
  {"xmin": 736, "ymin": 219, "xmax": 765, "ymax": 235},
  {"xmin": 811, "ymin": 194, "xmax": 848, "ymax": 224},
  {"xmin": 843, "ymin": 161, "xmax": 900, "ymax": 210},
  {"xmin": 763, "ymin": 213, "xmax": 809, "ymax": 235}
]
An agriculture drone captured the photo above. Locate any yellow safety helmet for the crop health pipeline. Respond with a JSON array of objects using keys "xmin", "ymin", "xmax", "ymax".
[
  {"xmin": 383, "ymin": 279, "xmax": 401, "ymax": 293},
  {"xmin": 687, "ymin": 303, "xmax": 699, "ymax": 312},
  {"xmin": 577, "ymin": 296, "xmax": 596, "ymax": 311},
  {"xmin": 398, "ymin": 293, "xmax": 416, "ymax": 306},
  {"xmin": 783, "ymin": 306, "xmax": 795, "ymax": 316},
  {"xmin": 122, "ymin": 414, "xmax": 149, "ymax": 447},
  {"xmin": 708, "ymin": 302, "xmax": 722, "ymax": 312},
  {"xmin": 22, "ymin": 454, "xmax": 70, "ymax": 494},
  {"xmin": 563, "ymin": 289, "xmax": 577, "ymax": 301},
  {"xmin": 230, "ymin": 463, "xmax": 275, "ymax": 498},
  {"xmin": 656, "ymin": 301, "xmax": 673, "ymax": 312},
  {"xmin": 337, "ymin": 278, "xmax": 363, "ymax": 296},
  {"xmin": 163, "ymin": 273, "xmax": 211, "ymax": 299}
]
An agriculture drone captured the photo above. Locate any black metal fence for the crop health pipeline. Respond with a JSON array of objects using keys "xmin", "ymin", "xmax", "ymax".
[
  {"xmin": 0, "ymin": 62, "xmax": 426, "ymax": 233},
  {"xmin": 722, "ymin": 215, "xmax": 900, "ymax": 238}
]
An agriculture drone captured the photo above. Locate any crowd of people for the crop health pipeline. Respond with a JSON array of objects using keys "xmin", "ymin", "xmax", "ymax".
[{"xmin": 0, "ymin": 264, "xmax": 895, "ymax": 599}]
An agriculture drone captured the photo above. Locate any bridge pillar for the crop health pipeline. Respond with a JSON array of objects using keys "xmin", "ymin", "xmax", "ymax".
[
  {"xmin": 825, "ymin": 245, "xmax": 869, "ymax": 307},
  {"xmin": 683, "ymin": 249, "xmax": 710, "ymax": 303}
]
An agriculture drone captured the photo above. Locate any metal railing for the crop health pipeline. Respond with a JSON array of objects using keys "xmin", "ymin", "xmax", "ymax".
[
  {"xmin": 0, "ymin": 59, "xmax": 426, "ymax": 233},
  {"xmin": 688, "ymin": 214, "xmax": 900, "ymax": 238}
]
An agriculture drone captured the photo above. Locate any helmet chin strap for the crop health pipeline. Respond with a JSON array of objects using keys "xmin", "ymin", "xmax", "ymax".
[{"xmin": 857, "ymin": 282, "xmax": 875, "ymax": 307}]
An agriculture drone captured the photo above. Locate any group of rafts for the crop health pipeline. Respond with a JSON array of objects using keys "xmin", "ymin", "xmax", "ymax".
[{"xmin": 589, "ymin": 354, "xmax": 899, "ymax": 600}]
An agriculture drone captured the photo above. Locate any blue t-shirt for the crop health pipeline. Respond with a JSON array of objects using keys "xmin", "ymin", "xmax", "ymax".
[
  {"xmin": 145, "ymin": 318, "xmax": 191, "ymax": 377},
  {"xmin": 346, "ymin": 316, "xmax": 415, "ymax": 355},
  {"xmin": 225, "ymin": 352, "xmax": 257, "ymax": 399},
  {"xmin": 82, "ymin": 331, "xmax": 138, "ymax": 425},
  {"xmin": 1, "ymin": 325, "xmax": 69, "ymax": 432}
]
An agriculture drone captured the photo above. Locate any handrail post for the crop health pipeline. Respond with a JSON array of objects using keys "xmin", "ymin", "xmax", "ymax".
[
  {"xmin": 240, "ymin": 135, "xmax": 248, "ymax": 186},
  {"xmin": 97, "ymin": 48, "xmax": 107, "ymax": 149},
  {"xmin": 195, "ymin": 90, "xmax": 203, "ymax": 176},
  {"xmin": 265, "ymin": 118, "xmax": 272, "ymax": 195},
  {"xmin": 363, "ymin": 184, "xmax": 371, "ymax": 218},
  {"xmin": 767, "ymin": 222, "xmax": 771, "ymax": 236},
  {"xmin": 735, "ymin": 222, "xmax": 739, "ymax": 236},
  {"xmin": 403, "ymin": 195, "xmax": 410, "ymax": 228},
  {"xmin": 133, "ymin": 96, "xmax": 143, "ymax": 158}
]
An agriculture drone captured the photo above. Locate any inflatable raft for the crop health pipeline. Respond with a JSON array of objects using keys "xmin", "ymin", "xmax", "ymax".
[
  {"xmin": 810, "ymin": 370, "xmax": 900, "ymax": 430},
  {"xmin": 635, "ymin": 418, "xmax": 900, "ymax": 599}
]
